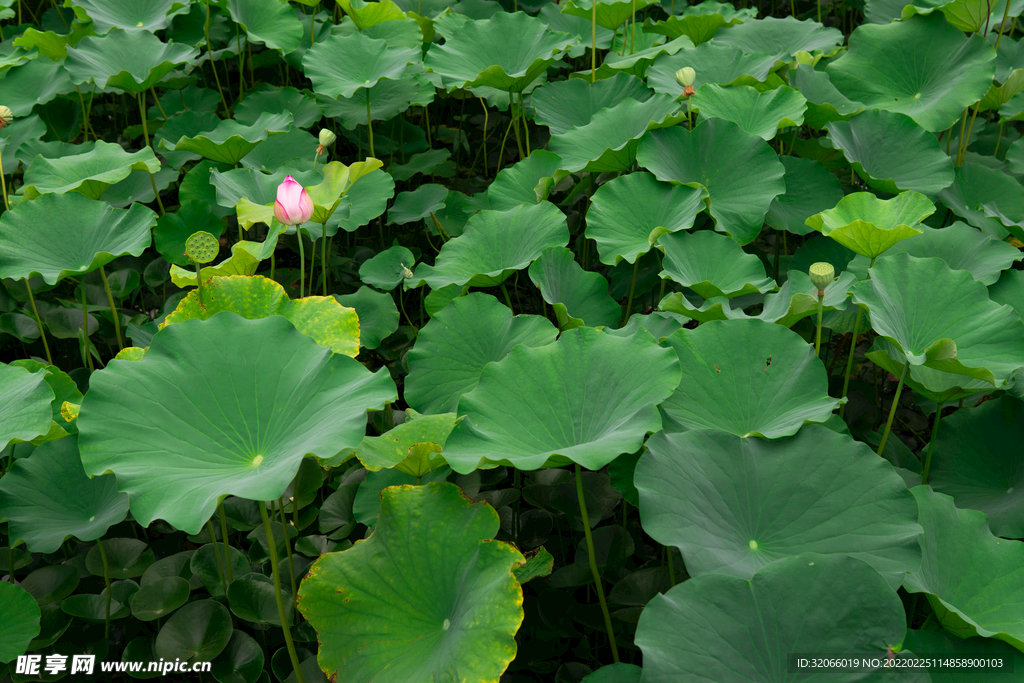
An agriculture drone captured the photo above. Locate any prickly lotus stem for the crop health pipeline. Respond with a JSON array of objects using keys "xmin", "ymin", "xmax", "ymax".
[
  {"xmin": 0, "ymin": 106, "xmax": 13, "ymax": 129},
  {"xmin": 809, "ymin": 262, "xmax": 835, "ymax": 295}
]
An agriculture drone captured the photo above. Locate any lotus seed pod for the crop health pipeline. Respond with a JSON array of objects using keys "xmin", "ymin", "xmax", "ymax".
[
  {"xmin": 675, "ymin": 67, "xmax": 696, "ymax": 88},
  {"xmin": 0, "ymin": 106, "xmax": 13, "ymax": 129},
  {"xmin": 318, "ymin": 129, "xmax": 337, "ymax": 147},
  {"xmin": 185, "ymin": 231, "xmax": 219, "ymax": 264},
  {"xmin": 809, "ymin": 262, "xmax": 835, "ymax": 293}
]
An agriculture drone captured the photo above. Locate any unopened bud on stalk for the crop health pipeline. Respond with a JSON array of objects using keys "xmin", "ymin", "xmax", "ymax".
[
  {"xmin": 809, "ymin": 262, "xmax": 835, "ymax": 294},
  {"xmin": 675, "ymin": 67, "xmax": 695, "ymax": 87},
  {"xmin": 318, "ymin": 129, "xmax": 336, "ymax": 147},
  {"xmin": 0, "ymin": 106, "xmax": 13, "ymax": 129}
]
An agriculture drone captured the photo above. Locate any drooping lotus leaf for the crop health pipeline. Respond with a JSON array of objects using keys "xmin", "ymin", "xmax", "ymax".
[
  {"xmin": 0, "ymin": 438, "xmax": 129, "ymax": 553},
  {"xmin": 690, "ymin": 84, "xmax": 807, "ymax": 140},
  {"xmin": 0, "ymin": 582, "xmax": 40, "ymax": 664},
  {"xmin": 240, "ymin": 127, "xmax": 321, "ymax": 172},
  {"xmin": 712, "ymin": 16, "xmax": 843, "ymax": 61},
  {"xmin": 408, "ymin": 202, "xmax": 569, "ymax": 289},
  {"xmin": 826, "ymin": 14, "xmax": 996, "ymax": 132},
  {"xmin": 537, "ymin": 3, "xmax": 616, "ymax": 57},
  {"xmin": 65, "ymin": 0, "xmax": 190, "ymax": 34},
  {"xmin": 638, "ymin": 120, "xmax": 785, "ymax": 244},
  {"xmin": 387, "ymin": 185, "xmax": 447, "ymax": 226},
  {"xmin": 824, "ymin": 110, "xmax": 955, "ymax": 196},
  {"xmin": 884, "ymin": 223, "xmax": 1021, "ymax": 286},
  {"xmin": 64, "ymin": 28, "xmax": 199, "ymax": 92},
  {"xmin": 10, "ymin": 359, "xmax": 83, "ymax": 437},
  {"xmin": 658, "ymin": 230, "xmax": 776, "ymax": 299},
  {"xmin": 336, "ymin": 0, "xmax": 408, "ymax": 28},
  {"xmin": 225, "ymin": 0, "xmax": 304, "ymax": 54},
  {"xmin": 335, "ymin": 287, "xmax": 399, "ymax": 351},
  {"xmin": 21, "ymin": 140, "xmax": 160, "ymax": 201},
  {"xmin": 0, "ymin": 193, "xmax": 156, "ymax": 284},
  {"xmin": 304, "ymin": 31, "xmax": 419, "ymax": 99},
  {"xmin": 852, "ymin": 253, "xmax": 1024, "ymax": 384},
  {"xmin": 658, "ymin": 320, "xmax": 841, "ymax": 437},
  {"xmin": 790, "ymin": 62, "xmax": 866, "ymax": 128},
  {"xmin": 559, "ymin": 0, "xmax": 655, "ymax": 30},
  {"xmin": 166, "ymin": 112, "xmax": 293, "ymax": 165},
  {"xmin": 443, "ymin": 326, "xmax": 681, "ymax": 473},
  {"xmin": 635, "ymin": 554, "xmax": 907, "ymax": 682},
  {"xmin": 596, "ymin": 35, "xmax": 694, "ymax": 80},
  {"xmin": 642, "ymin": 10, "xmax": 746, "ymax": 46},
  {"xmin": 939, "ymin": 162, "xmax": 1024, "ymax": 239},
  {"xmin": 805, "ymin": 191, "xmax": 934, "ymax": 259},
  {"xmin": 78, "ymin": 314, "xmax": 396, "ymax": 534},
  {"xmin": 236, "ymin": 85, "xmax": 322, "ymax": 130},
  {"xmin": 405, "ymin": 293, "xmax": 558, "ymax": 414},
  {"xmin": 319, "ymin": 74, "xmax": 435, "ymax": 129},
  {"xmin": 0, "ymin": 57, "xmax": 75, "ymax": 117},
  {"xmin": 161, "ymin": 276, "xmax": 361, "ymax": 357},
  {"xmin": 904, "ymin": 486, "xmax": 1024, "ymax": 650},
  {"xmin": 927, "ymin": 396, "xmax": 1024, "ymax": 539},
  {"xmin": 637, "ymin": 427, "xmax": 921, "ymax": 587},
  {"xmin": 547, "ymin": 95, "xmax": 686, "ymax": 173},
  {"xmin": 0, "ymin": 362, "xmax": 53, "ymax": 449},
  {"xmin": 485, "ymin": 151, "xmax": 569, "ymax": 211},
  {"xmin": 531, "ymin": 73, "xmax": 653, "ymax": 136},
  {"xmin": 527, "ymin": 247, "xmax": 620, "ymax": 329},
  {"xmin": 298, "ymin": 482, "xmax": 525, "ymax": 683},
  {"xmin": 868, "ymin": 338, "xmax": 997, "ymax": 406},
  {"xmin": 900, "ymin": 0, "xmax": 1022, "ymax": 33},
  {"xmin": 647, "ymin": 43, "xmax": 779, "ymax": 99},
  {"xmin": 756, "ymin": 270, "xmax": 855, "ymax": 327},
  {"xmin": 766, "ymin": 156, "xmax": 843, "ymax": 236},
  {"xmin": 343, "ymin": 411, "xmax": 459, "ymax": 472},
  {"xmin": 586, "ymin": 172, "xmax": 706, "ymax": 265}
]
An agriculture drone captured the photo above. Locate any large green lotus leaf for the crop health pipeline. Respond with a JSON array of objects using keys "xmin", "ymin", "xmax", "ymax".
[
  {"xmin": 991, "ymin": 269, "xmax": 1024, "ymax": 320},
  {"xmin": 304, "ymin": 31, "xmax": 419, "ymax": 99},
  {"xmin": 154, "ymin": 201, "xmax": 225, "ymax": 267},
  {"xmin": 358, "ymin": 245, "xmax": 417, "ymax": 288},
  {"xmin": 167, "ymin": 112, "xmax": 293, "ymax": 165},
  {"xmin": 0, "ymin": 582, "xmax": 40, "ymax": 664},
  {"xmin": 225, "ymin": 0, "xmax": 303, "ymax": 54},
  {"xmin": 319, "ymin": 74, "xmax": 435, "ymax": 129},
  {"xmin": 531, "ymin": 73, "xmax": 653, "ymax": 136},
  {"xmin": 10, "ymin": 359, "xmax": 83, "ymax": 437},
  {"xmin": 528, "ymin": 247, "xmax": 620, "ymax": 329},
  {"xmin": 766, "ymin": 156, "xmax": 843, "ymax": 236},
  {"xmin": 547, "ymin": 95, "xmax": 685, "ymax": 173},
  {"xmin": 635, "ymin": 554, "xmax": 907, "ymax": 682},
  {"xmin": 559, "ymin": 0, "xmax": 655, "ymax": 30},
  {"xmin": 939, "ymin": 162, "xmax": 1024, "ymax": 239},
  {"xmin": 824, "ymin": 110, "xmax": 954, "ymax": 196},
  {"xmin": 537, "ymin": 3, "xmax": 616, "ymax": 58},
  {"xmin": 240, "ymin": 127, "xmax": 320, "ymax": 172},
  {"xmin": 485, "ymin": 150, "xmax": 568, "ymax": 211},
  {"xmin": 160, "ymin": 276, "xmax": 360, "ymax": 357},
  {"xmin": 64, "ymin": 28, "xmax": 198, "ymax": 92},
  {"xmin": 647, "ymin": 43, "xmax": 778, "ymax": 99},
  {"xmin": 343, "ymin": 411, "xmax": 459, "ymax": 472},
  {"xmin": 408, "ymin": 202, "xmax": 568, "ymax": 289},
  {"xmin": 642, "ymin": 11, "xmax": 744, "ymax": 46},
  {"xmin": 21, "ymin": 140, "xmax": 160, "ymax": 201},
  {"xmin": 928, "ymin": 396, "xmax": 1024, "ymax": 539},
  {"xmin": 443, "ymin": 327, "xmax": 680, "ymax": 473},
  {"xmin": 211, "ymin": 165, "xmax": 317, "ymax": 221},
  {"xmin": 298, "ymin": 482, "xmax": 525, "ymax": 683},
  {"xmin": 335, "ymin": 287, "xmax": 399, "ymax": 351},
  {"xmin": 0, "ymin": 438, "xmax": 129, "ymax": 553},
  {"xmin": 236, "ymin": 85, "xmax": 322, "ymax": 130},
  {"xmin": 900, "ymin": 0, "xmax": 1024, "ymax": 33},
  {"xmin": 636, "ymin": 427, "xmax": 921, "ymax": 587},
  {"xmin": 690, "ymin": 84, "xmax": 806, "ymax": 141},
  {"xmin": 0, "ymin": 193, "xmax": 155, "ymax": 284},
  {"xmin": 65, "ymin": 0, "xmax": 190, "ymax": 34},
  {"xmin": 0, "ymin": 362, "xmax": 53, "ymax": 449},
  {"xmin": 903, "ymin": 629, "xmax": 1024, "ymax": 680},
  {"xmin": 405, "ymin": 292, "xmax": 558, "ymax": 414},
  {"xmin": 586, "ymin": 171, "xmax": 706, "ymax": 265},
  {"xmin": 805, "ymin": 191, "xmax": 934, "ymax": 259},
  {"xmin": 638, "ymin": 120, "xmax": 785, "ymax": 244},
  {"xmin": 905, "ymin": 486, "xmax": 1024, "ymax": 650},
  {"xmin": 336, "ymin": 0, "xmax": 408, "ymax": 28},
  {"xmin": 790, "ymin": 63, "xmax": 866, "ymax": 128},
  {"xmin": 825, "ymin": 15, "xmax": 996, "ymax": 132},
  {"xmin": 78, "ymin": 314, "xmax": 397, "ymax": 534},
  {"xmin": 867, "ymin": 338, "xmax": 997, "ymax": 405},
  {"xmin": 424, "ymin": 12, "xmax": 574, "ymax": 92},
  {"xmin": 712, "ymin": 16, "xmax": 843, "ymax": 61},
  {"xmin": 658, "ymin": 230, "xmax": 776, "ymax": 299},
  {"xmin": 596, "ymin": 35, "xmax": 694, "ymax": 80},
  {"xmin": 851, "ymin": 253, "xmax": 1024, "ymax": 384},
  {"xmin": 0, "ymin": 57, "xmax": 75, "ymax": 117},
  {"xmin": 658, "ymin": 320, "xmax": 841, "ymax": 438},
  {"xmin": 885, "ymin": 223, "xmax": 1021, "ymax": 286}
]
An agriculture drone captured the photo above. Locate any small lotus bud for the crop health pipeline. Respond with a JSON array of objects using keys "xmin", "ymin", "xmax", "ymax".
[
  {"xmin": 809, "ymin": 262, "xmax": 835, "ymax": 294},
  {"xmin": 318, "ymin": 129, "xmax": 336, "ymax": 147},
  {"xmin": 675, "ymin": 67, "xmax": 696, "ymax": 88},
  {"xmin": 0, "ymin": 106, "xmax": 13, "ymax": 130}
]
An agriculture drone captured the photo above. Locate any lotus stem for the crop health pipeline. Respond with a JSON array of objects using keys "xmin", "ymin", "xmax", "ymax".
[
  {"xmin": 920, "ymin": 403, "xmax": 944, "ymax": 484},
  {"xmin": 510, "ymin": 89, "xmax": 525, "ymax": 160},
  {"xmin": 297, "ymin": 226, "xmax": 306, "ymax": 299},
  {"xmin": 623, "ymin": 259, "xmax": 639, "ymax": 325},
  {"xmin": 217, "ymin": 500, "xmax": 233, "ymax": 583},
  {"xmin": 838, "ymin": 306, "xmax": 862, "ymax": 418},
  {"xmin": 575, "ymin": 464, "xmax": 620, "ymax": 664},
  {"xmin": 276, "ymin": 497, "xmax": 298, "ymax": 604},
  {"xmin": 98, "ymin": 266, "xmax": 124, "ymax": 351},
  {"xmin": 591, "ymin": 0, "xmax": 597, "ymax": 83},
  {"xmin": 137, "ymin": 92, "xmax": 165, "ymax": 215},
  {"xmin": 814, "ymin": 292, "xmax": 824, "ymax": 358},
  {"xmin": 321, "ymin": 223, "xmax": 329, "ymax": 296},
  {"xmin": 479, "ymin": 97, "xmax": 489, "ymax": 175},
  {"xmin": 206, "ymin": 519, "xmax": 228, "ymax": 595},
  {"xmin": 519, "ymin": 90, "xmax": 530, "ymax": 156},
  {"xmin": 630, "ymin": 0, "xmax": 636, "ymax": 54},
  {"xmin": 79, "ymin": 278, "xmax": 93, "ymax": 371},
  {"xmin": 666, "ymin": 545, "xmax": 676, "ymax": 586},
  {"xmin": 258, "ymin": 504, "xmax": 306, "ymax": 683},
  {"xmin": 0, "ymin": 145, "xmax": 8, "ymax": 212},
  {"xmin": 500, "ymin": 282, "xmax": 514, "ymax": 311},
  {"xmin": 195, "ymin": 261, "xmax": 205, "ymax": 306},
  {"xmin": 96, "ymin": 537, "xmax": 111, "ymax": 639},
  {"xmin": 877, "ymin": 363, "xmax": 909, "ymax": 456},
  {"xmin": 24, "ymin": 280, "xmax": 53, "ymax": 365},
  {"xmin": 366, "ymin": 93, "xmax": 375, "ymax": 158},
  {"xmin": 205, "ymin": 0, "xmax": 229, "ymax": 114},
  {"xmin": 149, "ymin": 87, "xmax": 168, "ymax": 120}
]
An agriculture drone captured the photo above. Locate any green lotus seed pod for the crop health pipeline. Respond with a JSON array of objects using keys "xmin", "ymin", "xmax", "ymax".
[
  {"xmin": 318, "ymin": 129, "xmax": 336, "ymax": 147},
  {"xmin": 185, "ymin": 231, "xmax": 219, "ymax": 264},
  {"xmin": 0, "ymin": 105, "xmax": 13, "ymax": 129},
  {"xmin": 809, "ymin": 262, "xmax": 835, "ymax": 292},
  {"xmin": 675, "ymin": 67, "xmax": 696, "ymax": 88}
]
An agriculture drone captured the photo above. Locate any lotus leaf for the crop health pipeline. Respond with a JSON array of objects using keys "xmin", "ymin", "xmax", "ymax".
[
  {"xmin": 647, "ymin": 43, "xmax": 778, "ymax": 99},
  {"xmin": 531, "ymin": 73, "xmax": 653, "ymax": 136},
  {"xmin": 387, "ymin": 185, "xmax": 447, "ymax": 226},
  {"xmin": 0, "ymin": 362, "xmax": 54, "ymax": 449},
  {"xmin": 658, "ymin": 230, "xmax": 776, "ymax": 299},
  {"xmin": 319, "ymin": 73, "xmax": 435, "ymax": 129},
  {"xmin": 939, "ymin": 162, "xmax": 1024, "ymax": 239},
  {"xmin": 65, "ymin": 0, "xmax": 190, "ymax": 34},
  {"xmin": 805, "ymin": 191, "xmax": 934, "ymax": 259},
  {"xmin": 166, "ymin": 112, "xmax": 293, "ymax": 165},
  {"xmin": 528, "ymin": 247, "xmax": 620, "ymax": 329},
  {"xmin": 345, "ymin": 412, "xmax": 459, "ymax": 471},
  {"xmin": 78, "ymin": 314, "xmax": 396, "ymax": 534},
  {"xmin": 766, "ymin": 156, "xmax": 844, "ymax": 235},
  {"xmin": 690, "ymin": 84, "xmax": 807, "ymax": 140},
  {"xmin": 65, "ymin": 29, "xmax": 199, "ymax": 92},
  {"xmin": 0, "ymin": 582, "xmax": 40, "ymax": 664},
  {"xmin": 790, "ymin": 62, "xmax": 865, "ymax": 127},
  {"xmin": 21, "ymin": 140, "xmax": 160, "ymax": 200},
  {"xmin": 868, "ymin": 338, "xmax": 1002, "ymax": 406},
  {"xmin": 225, "ymin": 0, "xmax": 304, "ymax": 54},
  {"xmin": 443, "ymin": 326, "xmax": 680, "ymax": 473},
  {"xmin": 712, "ymin": 16, "xmax": 843, "ymax": 61},
  {"xmin": 335, "ymin": 287, "xmax": 399, "ymax": 350},
  {"xmin": 885, "ymin": 223, "xmax": 1021, "ymax": 286},
  {"xmin": 0, "ymin": 57, "xmax": 75, "ymax": 117},
  {"xmin": 304, "ymin": 31, "xmax": 419, "ymax": 99},
  {"xmin": 297, "ymin": 482, "xmax": 525, "ymax": 683},
  {"xmin": 559, "ymin": 0, "xmax": 655, "ymax": 29}
]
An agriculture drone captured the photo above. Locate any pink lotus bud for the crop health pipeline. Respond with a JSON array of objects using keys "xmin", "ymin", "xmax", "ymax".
[{"xmin": 273, "ymin": 175, "xmax": 314, "ymax": 226}]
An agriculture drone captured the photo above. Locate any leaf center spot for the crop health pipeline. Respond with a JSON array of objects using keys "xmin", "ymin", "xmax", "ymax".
[
  {"xmin": 88, "ymin": 516, "xmax": 95, "ymax": 522},
  {"xmin": 252, "ymin": 454, "xmax": 264, "ymax": 467},
  {"xmin": 442, "ymin": 618, "xmax": 451, "ymax": 631},
  {"xmin": 914, "ymin": 93, "xmax": 921, "ymax": 99},
  {"xmin": 1008, "ymin": 487, "xmax": 1014, "ymax": 493},
  {"xmin": 749, "ymin": 540, "xmax": 758, "ymax": 550}
]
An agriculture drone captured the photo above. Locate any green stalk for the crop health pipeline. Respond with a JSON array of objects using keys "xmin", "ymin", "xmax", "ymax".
[
  {"xmin": 206, "ymin": 519, "xmax": 228, "ymax": 595},
  {"xmin": 136, "ymin": 93, "xmax": 165, "ymax": 216},
  {"xmin": 24, "ymin": 280, "xmax": 53, "ymax": 365},
  {"xmin": 321, "ymin": 223, "xmax": 329, "ymax": 296},
  {"xmin": 297, "ymin": 227, "xmax": 306, "ymax": 298},
  {"xmin": 96, "ymin": 538, "xmax": 111, "ymax": 639},
  {"xmin": 276, "ymin": 498, "xmax": 298, "ymax": 603},
  {"xmin": 876, "ymin": 363, "xmax": 909, "ymax": 456},
  {"xmin": 575, "ymin": 464, "xmax": 620, "ymax": 664},
  {"xmin": 814, "ymin": 292, "xmax": 824, "ymax": 358},
  {"xmin": 366, "ymin": 93, "xmax": 375, "ymax": 158},
  {"xmin": 838, "ymin": 307, "xmax": 861, "ymax": 418},
  {"xmin": 195, "ymin": 261, "xmax": 205, "ymax": 306},
  {"xmin": 591, "ymin": 0, "xmax": 597, "ymax": 83},
  {"xmin": 0, "ymin": 145, "xmax": 8, "ymax": 212},
  {"xmin": 920, "ymin": 403, "xmax": 944, "ymax": 484},
  {"xmin": 258, "ymin": 504, "xmax": 306, "ymax": 683},
  {"xmin": 666, "ymin": 546, "xmax": 676, "ymax": 586},
  {"xmin": 510, "ymin": 89, "xmax": 525, "ymax": 160},
  {"xmin": 622, "ymin": 259, "xmax": 639, "ymax": 325},
  {"xmin": 500, "ymin": 282, "xmax": 514, "ymax": 311},
  {"xmin": 79, "ymin": 279, "xmax": 93, "ymax": 371},
  {"xmin": 204, "ymin": 0, "xmax": 229, "ymax": 113},
  {"xmin": 218, "ymin": 500, "xmax": 233, "ymax": 583},
  {"xmin": 99, "ymin": 266, "xmax": 124, "ymax": 351}
]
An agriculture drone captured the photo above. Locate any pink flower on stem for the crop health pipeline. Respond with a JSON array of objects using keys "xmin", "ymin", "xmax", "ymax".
[{"xmin": 274, "ymin": 175, "xmax": 314, "ymax": 225}]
